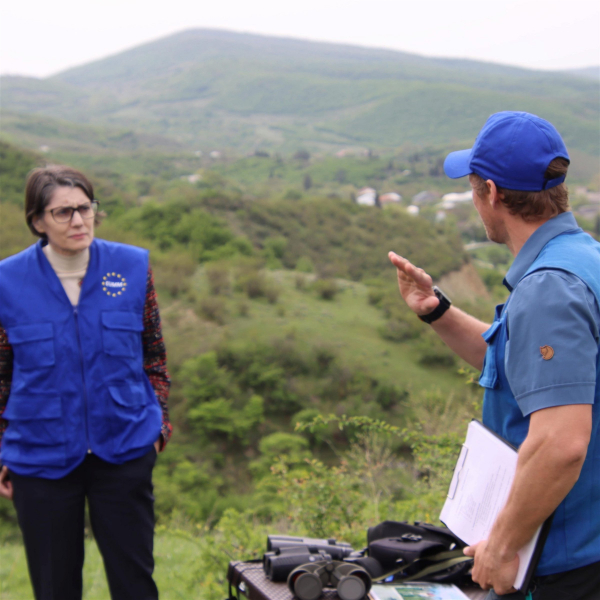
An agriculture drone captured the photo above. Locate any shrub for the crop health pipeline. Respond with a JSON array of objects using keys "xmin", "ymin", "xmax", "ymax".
[
  {"xmin": 237, "ymin": 270, "xmax": 267, "ymax": 298},
  {"xmin": 273, "ymin": 458, "xmax": 366, "ymax": 541},
  {"xmin": 196, "ymin": 295, "xmax": 228, "ymax": 325},
  {"xmin": 250, "ymin": 432, "xmax": 311, "ymax": 478},
  {"xmin": 179, "ymin": 351, "xmax": 233, "ymax": 405},
  {"xmin": 187, "ymin": 395, "xmax": 264, "ymax": 442},
  {"xmin": 284, "ymin": 189, "xmax": 302, "ymax": 200},
  {"xmin": 205, "ymin": 263, "xmax": 230, "ymax": 295},
  {"xmin": 296, "ymin": 256, "xmax": 314, "ymax": 273},
  {"xmin": 367, "ymin": 287, "xmax": 385, "ymax": 306},
  {"xmin": 477, "ymin": 267, "xmax": 504, "ymax": 291},
  {"xmin": 291, "ymin": 408, "xmax": 330, "ymax": 446},
  {"xmin": 237, "ymin": 300, "xmax": 250, "ymax": 317},
  {"xmin": 151, "ymin": 250, "xmax": 197, "ymax": 297},
  {"xmin": 295, "ymin": 273, "xmax": 307, "ymax": 290},
  {"xmin": 374, "ymin": 383, "xmax": 408, "ymax": 410},
  {"xmin": 379, "ymin": 319, "xmax": 421, "ymax": 342},
  {"xmin": 314, "ymin": 279, "xmax": 338, "ymax": 301},
  {"xmin": 314, "ymin": 345, "xmax": 336, "ymax": 373},
  {"xmin": 416, "ymin": 333, "xmax": 456, "ymax": 367},
  {"xmin": 265, "ymin": 283, "xmax": 281, "ymax": 304}
]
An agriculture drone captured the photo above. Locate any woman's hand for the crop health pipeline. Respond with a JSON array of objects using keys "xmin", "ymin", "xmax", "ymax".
[
  {"xmin": 388, "ymin": 252, "xmax": 439, "ymax": 316},
  {"xmin": 0, "ymin": 466, "xmax": 13, "ymax": 501},
  {"xmin": 154, "ymin": 438, "xmax": 162, "ymax": 454}
]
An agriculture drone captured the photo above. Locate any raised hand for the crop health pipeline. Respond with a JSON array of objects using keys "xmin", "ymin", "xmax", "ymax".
[{"xmin": 388, "ymin": 251, "xmax": 439, "ymax": 316}]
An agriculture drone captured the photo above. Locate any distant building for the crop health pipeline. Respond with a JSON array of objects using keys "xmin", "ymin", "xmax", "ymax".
[
  {"xmin": 441, "ymin": 190, "xmax": 473, "ymax": 209},
  {"xmin": 575, "ymin": 205, "xmax": 600, "ymax": 220},
  {"xmin": 379, "ymin": 192, "xmax": 402, "ymax": 206},
  {"xmin": 575, "ymin": 187, "xmax": 600, "ymax": 204},
  {"xmin": 407, "ymin": 205, "xmax": 420, "ymax": 216},
  {"xmin": 356, "ymin": 187, "xmax": 377, "ymax": 206},
  {"xmin": 412, "ymin": 191, "xmax": 440, "ymax": 205},
  {"xmin": 209, "ymin": 150, "xmax": 221, "ymax": 159}
]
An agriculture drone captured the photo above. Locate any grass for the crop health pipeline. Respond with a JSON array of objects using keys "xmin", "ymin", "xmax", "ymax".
[
  {"xmin": 159, "ymin": 267, "xmax": 468, "ymax": 398},
  {"xmin": 0, "ymin": 532, "xmax": 206, "ymax": 600}
]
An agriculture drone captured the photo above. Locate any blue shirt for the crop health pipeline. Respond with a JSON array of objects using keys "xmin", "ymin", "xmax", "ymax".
[
  {"xmin": 479, "ymin": 213, "xmax": 600, "ymax": 574},
  {"xmin": 503, "ymin": 212, "xmax": 600, "ymax": 417}
]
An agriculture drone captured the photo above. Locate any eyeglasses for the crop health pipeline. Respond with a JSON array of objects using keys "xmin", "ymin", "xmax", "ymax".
[{"xmin": 46, "ymin": 201, "xmax": 99, "ymax": 223}]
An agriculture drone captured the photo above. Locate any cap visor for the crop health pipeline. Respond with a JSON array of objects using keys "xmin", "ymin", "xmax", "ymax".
[{"xmin": 444, "ymin": 149, "xmax": 473, "ymax": 179}]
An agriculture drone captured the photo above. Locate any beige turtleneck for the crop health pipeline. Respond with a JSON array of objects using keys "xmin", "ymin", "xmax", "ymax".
[{"xmin": 43, "ymin": 244, "xmax": 90, "ymax": 306}]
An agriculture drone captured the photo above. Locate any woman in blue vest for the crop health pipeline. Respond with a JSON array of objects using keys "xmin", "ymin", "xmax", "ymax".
[{"xmin": 0, "ymin": 165, "xmax": 172, "ymax": 600}]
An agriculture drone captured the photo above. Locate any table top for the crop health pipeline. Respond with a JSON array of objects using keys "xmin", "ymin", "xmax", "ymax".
[{"xmin": 228, "ymin": 561, "xmax": 488, "ymax": 600}]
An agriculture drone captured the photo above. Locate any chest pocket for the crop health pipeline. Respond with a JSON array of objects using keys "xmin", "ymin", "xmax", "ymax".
[
  {"xmin": 479, "ymin": 304, "xmax": 506, "ymax": 390},
  {"xmin": 101, "ymin": 311, "xmax": 143, "ymax": 357},
  {"xmin": 8, "ymin": 323, "xmax": 55, "ymax": 370}
]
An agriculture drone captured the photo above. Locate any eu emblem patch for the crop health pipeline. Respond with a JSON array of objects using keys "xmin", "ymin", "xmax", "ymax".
[{"xmin": 102, "ymin": 272, "xmax": 127, "ymax": 298}]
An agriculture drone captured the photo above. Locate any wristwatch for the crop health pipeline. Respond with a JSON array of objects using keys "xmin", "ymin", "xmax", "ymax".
[{"xmin": 418, "ymin": 286, "xmax": 452, "ymax": 324}]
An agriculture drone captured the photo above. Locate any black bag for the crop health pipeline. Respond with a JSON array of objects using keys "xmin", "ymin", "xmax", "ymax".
[{"xmin": 364, "ymin": 521, "xmax": 472, "ymax": 585}]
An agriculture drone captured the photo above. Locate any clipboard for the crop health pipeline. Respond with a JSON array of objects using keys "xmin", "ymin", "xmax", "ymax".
[{"xmin": 440, "ymin": 420, "xmax": 553, "ymax": 593}]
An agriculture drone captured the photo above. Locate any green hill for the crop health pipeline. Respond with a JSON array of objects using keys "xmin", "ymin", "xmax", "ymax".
[{"xmin": 1, "ymin": 29, "xmax": 598, "ymax": 157}]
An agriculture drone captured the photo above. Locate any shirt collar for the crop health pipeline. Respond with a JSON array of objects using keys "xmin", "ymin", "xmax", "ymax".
[{"xmin": 503, "ymin": 212, "xmax": 581, "ymax": 291}]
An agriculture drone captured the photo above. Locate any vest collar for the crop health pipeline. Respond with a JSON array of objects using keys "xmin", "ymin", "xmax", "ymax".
[{"xmin": 503, "ymin": 212, "xmax": 581, "ymax": 292}]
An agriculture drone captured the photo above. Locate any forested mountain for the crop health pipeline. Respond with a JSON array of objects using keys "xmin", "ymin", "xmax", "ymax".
[{"xmin": 2, "ymin": 29, "xmax": 598, "ymax": 156}]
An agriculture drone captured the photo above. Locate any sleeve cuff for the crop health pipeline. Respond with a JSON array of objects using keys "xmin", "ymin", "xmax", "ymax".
[{"xmin": 517, "ymin": 382, "xmax": 596, "ymax": 416}]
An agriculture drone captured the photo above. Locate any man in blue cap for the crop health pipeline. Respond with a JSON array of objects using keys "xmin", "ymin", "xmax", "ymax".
[{"xmin": 389, "ymin": 111, "xmax": 600, "ymax": 599}]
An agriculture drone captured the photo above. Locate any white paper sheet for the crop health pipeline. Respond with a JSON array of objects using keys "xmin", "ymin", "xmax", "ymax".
[{"xmin": 440, "ymin": 420, "xmax": 543, "ymax": 590}]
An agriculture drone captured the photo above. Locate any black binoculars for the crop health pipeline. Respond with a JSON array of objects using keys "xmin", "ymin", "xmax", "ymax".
[
  {"xmin": 267, "ymin": 535, "xmax": 354, "ymax": 561},
  {"xmin": 287, "ymin": 560, "xmax": 371, "ymax": 600},
  {"xmin": 264, "ymin": 546, "xmax": 332, "ymax": 581}
]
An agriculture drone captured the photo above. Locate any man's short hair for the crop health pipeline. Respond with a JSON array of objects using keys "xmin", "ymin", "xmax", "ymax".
[{"xmin": 469, "ymin": 157, "xmax": 570, "ymax": 222}]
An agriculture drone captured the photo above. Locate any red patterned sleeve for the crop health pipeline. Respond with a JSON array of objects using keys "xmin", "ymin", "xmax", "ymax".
[
  {"xmin": 142, "ymin": 266, "xmax": 172, "ymax": 448},
  {"xmin": 0, "ymin": 322, "xmax": 13, "ymax": 454}
]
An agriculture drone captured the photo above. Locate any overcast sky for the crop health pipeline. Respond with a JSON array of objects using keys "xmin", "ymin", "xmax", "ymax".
[{"xmin": 1, "ymin": 0, "xmax": 599, "ymax": 78}]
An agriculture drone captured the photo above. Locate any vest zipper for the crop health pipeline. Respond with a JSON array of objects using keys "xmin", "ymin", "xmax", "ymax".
[{"xmin": 73, "ymin": 306, "xmax": 92, "ymax": 454}]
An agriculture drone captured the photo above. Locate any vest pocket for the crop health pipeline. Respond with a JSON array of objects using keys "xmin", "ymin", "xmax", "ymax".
[
  {"xmin": 108, "ymin": 383, "xmax": 148, "ymax": 408},
  {"xmin": 101, "ymin": 311, "xmax": 143, "ymax": 358},
  {"xmin": 479, "ymin": 320, "xmax": 502, "ymax": 389},
  {"xmin": 107, "ymin": 383, "xmax": 150, "ymax": 455},
  {"xmin": 1, "ymin": 394, "xmax": 66, "ymax": 466},
  {"xmin": 7, "ymin": 323, "xmax": 55, "ymax": 370}
]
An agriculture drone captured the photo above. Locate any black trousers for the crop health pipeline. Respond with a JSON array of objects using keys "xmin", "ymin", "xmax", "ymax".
[{"xmin": 10, "ymin": 448, "xmax": 158, "ymax": 600}]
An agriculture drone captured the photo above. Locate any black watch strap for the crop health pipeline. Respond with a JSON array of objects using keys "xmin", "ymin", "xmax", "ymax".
[{"xmin": 419, "ymin": 286, "xmax": 452, "ymax": 324}]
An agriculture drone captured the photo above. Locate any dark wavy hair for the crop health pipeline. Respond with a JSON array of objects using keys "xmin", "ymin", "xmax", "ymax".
[{"xmin": 25, "ymin": 165, "xmax": 96, "ymax": 239}]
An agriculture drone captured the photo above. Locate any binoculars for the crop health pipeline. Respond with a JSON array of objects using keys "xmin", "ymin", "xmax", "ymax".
[
  {"xmin": 287, "ymin": 560, "xmax": 371, "ymax": 600},
  {"xmin": 264, "ymin": 546, "xmax": 332, "ymax": 581},
  {"xmin": 267, "ymin": 535, "xmax": 354, "ymax": 561}
]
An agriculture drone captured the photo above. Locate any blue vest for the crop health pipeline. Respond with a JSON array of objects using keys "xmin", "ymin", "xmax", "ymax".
[
  {"xmin": 480, "ymin": 229, "xmax": 600, "ymax": 575},
  {"xmin": 0, "ymin": 239, "xmax": 162, "ymax": 479}
]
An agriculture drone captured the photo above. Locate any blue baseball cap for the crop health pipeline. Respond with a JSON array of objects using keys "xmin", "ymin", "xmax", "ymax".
[{"xmin": 444, "ymin": 111, "xmax": 570, "ymax": 191}]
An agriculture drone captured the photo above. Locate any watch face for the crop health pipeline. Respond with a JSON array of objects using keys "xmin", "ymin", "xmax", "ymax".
[{"xmin": 433, "ymin": 286, "xmax": 451, "ymax": 306}]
